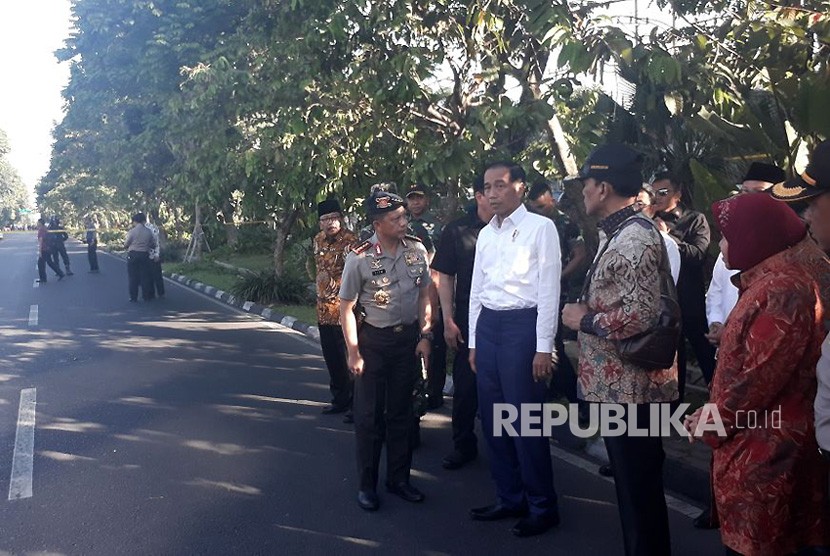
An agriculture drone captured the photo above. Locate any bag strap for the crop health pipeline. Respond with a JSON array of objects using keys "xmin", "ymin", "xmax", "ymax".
[{"xmin": 579, "ymin": 214, "xmax": 673, "ymax": 303}]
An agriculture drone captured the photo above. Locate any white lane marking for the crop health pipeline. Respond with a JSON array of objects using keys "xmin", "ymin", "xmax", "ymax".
[
  {"xmin": 33, "ymin": 279, "xmax": 39, "ymax": 288},
  {"xmin": 28, "ymin": 305, "xmax": 38, "ymax": 327},
  {"xmin": 8, "ymin": 388, "xmax": 37, "ymax": 500},
  {"xmin": 548, "ymin": 444, "xmax": 702, "ymax": 518}
]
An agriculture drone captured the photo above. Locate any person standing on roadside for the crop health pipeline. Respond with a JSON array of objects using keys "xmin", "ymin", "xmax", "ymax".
[
  {"xmin": 84, "ymin": 216, "xmax": 99, "ymax": 273},
  {"xmin": 431, "ymin": 174, "xmax": 494, "ymax": 470},
  {"xmin": 37, "ymin": 218, "xmax": 64, "ymax": 283},
  {"xmin": 339, "ymin": 190, "xmax": 433, "ymax": 512},
  {"xmin": 406, "ymin": 183, "xmax": 447, "ymax": 410},
  {"xmin": 651, "ymin": 172, "xmax": 713, "ymax": 397},
  {"xmin": 124, "ymin": 213, "xmax": 156, "ymax": 302},
  {"xmin": 468, "ymin": 161, "xmax": 562, "ymax": 538},
  {"xmin": 315, "ymin": 199, "xmax": 358, "ymax": 423},
  {"xmin": 49, "ymin": 216, "xmax": 73, "ymax": 276},
  {"xmin": 146, "ymin": 220, "xmax": 165, "ymax": 298},
  {"xmin": 562, "ymin": 144, "xmax": 678, "ymax": 556},
  {"xmin": 771, "ymin": 139, "xmax": 830, "ymax": 462}
]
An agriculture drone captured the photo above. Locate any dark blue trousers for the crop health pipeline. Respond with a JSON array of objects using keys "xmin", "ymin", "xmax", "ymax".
[{"xmin": 475, "ymin": 307, "xmax": 558, "ymax": 518}]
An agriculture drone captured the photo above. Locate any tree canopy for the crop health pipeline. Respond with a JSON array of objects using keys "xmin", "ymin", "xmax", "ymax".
[{"xmin": 40, "ymin": 0, "xmax": 830, "ymax": 272}]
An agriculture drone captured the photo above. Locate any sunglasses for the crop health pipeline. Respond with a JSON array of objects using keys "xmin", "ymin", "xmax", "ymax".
[{"xmin": 655, "ymin": 188, "xmax": 670, "ymax": 197}]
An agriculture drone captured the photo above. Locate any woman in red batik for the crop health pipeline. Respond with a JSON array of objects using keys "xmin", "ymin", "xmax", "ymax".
[{"xmin": 685, "ymin": 193, "xmax": 830, "ymax": 555}]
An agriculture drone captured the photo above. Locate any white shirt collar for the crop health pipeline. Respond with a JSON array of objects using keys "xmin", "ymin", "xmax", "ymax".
[{"xmin": 490, "ymin": 203, "xmax": 528, "ymax": 231}]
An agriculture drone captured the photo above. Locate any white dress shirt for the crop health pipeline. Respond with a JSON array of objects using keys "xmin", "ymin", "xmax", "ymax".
[
  {"xmin": 468, "ymin": 204, "xmax": 561, "ymax": 353},
  {"xmin": 816, "ymin": 334, "xmax": 830, "ymax": 451},
  {"xmin": 706, "ymin": 252, "xmax": 739, "ymax": 326},
  {"xmin": 660, "ymin": 231, "xmax": 681, "ymax": 285}
]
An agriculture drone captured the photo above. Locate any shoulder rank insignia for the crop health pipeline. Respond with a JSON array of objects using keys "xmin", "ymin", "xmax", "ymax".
[
  {"xmin": 404, "ymin": 233, "xmax": 423, "ymax": 243},
  {"xmin": 351, "ymin": 240, "xmax": 372, "ymax": 254}
]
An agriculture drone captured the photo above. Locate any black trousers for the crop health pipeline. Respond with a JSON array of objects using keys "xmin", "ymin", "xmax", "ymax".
[
  {"xmin": 149, "ymin": 259, "xmax": 165, "ymax": 296},
  {"xmin": 451, "ymin": 341, "xmax": 478, "ymax": 456},
  {"xmin": 354, "ymin": 322, "xmax": 418, "ymax": 491},
  {"xmin": 427, "ymin": 315, "xmax": 447, "ymax": 402},
  {"xmin": 318, "ymin": 324, "xmax": 352, "ymax": 410},
  {"xmin": 604, "ymin": 403, "xmax": 671, "ymax": 556},
  {"xmin": 127, "ymin": 251, "xmax": 154, "ymax": 301},
  {"xmin": 87, "ymin": 241, "xmax": 99, "ymax": 271},
  {"xmin": 678, "ymin": 312, "xmax": 718, "ymax": 396},
  {"xmin": 38, "ymin": 249, "xmax": 64, "ymax": 281},
  {"xmin": 55, "ymin": 242, "xmax": 70, "ymax": 270}
]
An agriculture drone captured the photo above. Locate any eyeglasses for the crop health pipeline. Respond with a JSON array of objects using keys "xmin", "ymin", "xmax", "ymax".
[
  {"xmin": 655, "ymin": 188, "xmax": 670, "ymax": 197},
  {"xmin": 319, "ymin": 214, "xmax": 340, "ymax": 223}
]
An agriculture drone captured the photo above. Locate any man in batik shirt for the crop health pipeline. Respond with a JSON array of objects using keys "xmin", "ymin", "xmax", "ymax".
[{"xmin": 315, "ymin": 199, "xmax": 358, "ymax": 421}]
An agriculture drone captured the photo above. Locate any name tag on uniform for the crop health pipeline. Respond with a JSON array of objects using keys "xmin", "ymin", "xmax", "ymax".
[{"xmin": 372, "ymin": 269, "xmax": 386, "ymax": 276}]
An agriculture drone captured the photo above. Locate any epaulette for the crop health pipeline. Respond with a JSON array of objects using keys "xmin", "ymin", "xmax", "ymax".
[
  {"xmin": 404, "ymin": 234, "xmax": 423, "ymax": 243},
  {"xmin": 352, "ymin": 240, "xmax": 372, "ymax": 254}
]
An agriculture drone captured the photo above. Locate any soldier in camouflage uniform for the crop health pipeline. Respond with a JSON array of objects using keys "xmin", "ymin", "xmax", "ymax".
[
  {"xmin": 339, "ymin": 190, "xmax": 433, "ymax": 512},
  {"xmin": 315, "ymin": 199, "xmax": 358, "ymax": 421},
  {"xmin": 405, "ymin": 183, "xmax": 447, "ymax": 409}
]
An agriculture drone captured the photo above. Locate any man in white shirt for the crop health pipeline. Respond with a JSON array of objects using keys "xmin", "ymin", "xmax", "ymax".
[
  {"xmin": 467, "ymin": 161, "xmax": 562, "ymax": 537},
  {"xmin": 704, "ymin": 162, "xmax": 784, "ymax": 351}
]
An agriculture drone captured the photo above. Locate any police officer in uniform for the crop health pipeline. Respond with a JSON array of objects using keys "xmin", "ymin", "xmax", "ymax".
[{"xmin": 339, "ymin": 190, "xmax": 433, "ymax": 512}]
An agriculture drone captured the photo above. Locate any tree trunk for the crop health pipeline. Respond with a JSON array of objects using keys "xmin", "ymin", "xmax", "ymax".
[
  {"xmin": 191, "ymin": 202, "xmax": 203, "ymax": 261},
  {"xmin": 272, "ymin": 207, "xmax": 301, "ymax": 277},
  {"xmin": 221, "ymin": 200, "xmax": 239, "ymax": 250}
]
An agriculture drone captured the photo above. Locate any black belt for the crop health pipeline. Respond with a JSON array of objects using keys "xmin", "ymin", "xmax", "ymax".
[{"xmin": 364, "ymin": 322, "xmax": 417, "ymax": 334}]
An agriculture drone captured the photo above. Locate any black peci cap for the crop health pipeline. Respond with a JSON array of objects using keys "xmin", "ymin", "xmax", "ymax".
[
  {"xmin": 742, "ymin": 162, "xmax": 785, "ymax": 184},
  {"xmin": 317, "ymin": 199, "xmax": 342, "ymax": 217}
]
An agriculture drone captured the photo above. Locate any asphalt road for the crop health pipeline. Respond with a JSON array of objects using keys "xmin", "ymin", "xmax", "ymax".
[{"xmin": 0, "ymin": 232, "xmax": 724, "ymax": 555}]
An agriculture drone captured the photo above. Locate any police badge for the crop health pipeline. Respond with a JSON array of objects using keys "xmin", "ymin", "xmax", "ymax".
[{"xmin": 373, "ymin": 289, "xmax": 391, "ymax": 307}]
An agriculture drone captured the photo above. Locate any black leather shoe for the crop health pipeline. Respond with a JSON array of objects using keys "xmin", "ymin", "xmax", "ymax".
[
  {"xmin": 692, "ymin": 508, "xmax": 719, "ymax": 529},
  {"xmin": 321, "ymin": 404, "xmax": 348, "ymax": 415},
  {"xmin": 386, "ymin": 482, "xmax": 424, "ymax": 503},
  {"xmin": 470, "ymin": 503, "xmax": 528, "ymax": 521},
  {"xmin": 598, "ymin": 464, "xmax": 614, "ymax": 477},
  {"xmin": 442, "ymin": 449, "xmax": 477, "ymax": 470},
  {"xmin": 426, "ymin": 396, "xmax": 444, "ymax": 410},
  {"xmin": 511, "ymin": 514, "xmax": 560, "ymax": 537},
  {"xmin": 342, "ymin": 411, "xmax": 354, "ymax": 424},
  {"xmin": 357, "ymin": 490, "xmax": 379, "ymax": 511}
]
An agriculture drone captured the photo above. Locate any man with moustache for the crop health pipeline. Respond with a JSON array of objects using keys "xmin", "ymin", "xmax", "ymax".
[
  {"xmin": 315, "ymin": 199, "xmax": 358, "ymax": 421},
  {"xmin": 339, "ymin": 190, "xmax": 433, "ymax": 511},
  {"xmin": 468, "ymin": 161, "xmax": 562, "ymax": 537},
  {"xmin": 430, "ymin": 174, "xmax": 494, "ymax": 470}
]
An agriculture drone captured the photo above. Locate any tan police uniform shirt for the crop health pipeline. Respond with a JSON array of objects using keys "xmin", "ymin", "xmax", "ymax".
[
  {"xmin": 125, "ymin": 224, "xmax": 156, "ymax": 253},
  {"xmin": 339, "ymin": 234, "xmax": 431, "ymax": 328}
]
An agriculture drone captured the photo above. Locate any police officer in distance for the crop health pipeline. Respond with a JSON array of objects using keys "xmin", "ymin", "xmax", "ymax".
[{"xmin": 339, "ymin": 190, "xmax": 433, "ymax": 512}]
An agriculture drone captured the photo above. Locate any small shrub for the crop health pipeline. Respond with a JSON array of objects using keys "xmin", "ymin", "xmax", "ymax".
[{"xmin": 231, "ymin": 270, "xmax": 312, "ymax": 305}]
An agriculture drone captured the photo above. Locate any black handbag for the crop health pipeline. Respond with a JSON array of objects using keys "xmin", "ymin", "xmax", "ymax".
[{"xmin": 581, "ymin": 215, "xmax": 681, "ymax": 371}]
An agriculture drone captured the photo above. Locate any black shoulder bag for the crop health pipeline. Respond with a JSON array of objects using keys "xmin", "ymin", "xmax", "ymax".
[{"xmin": 580, "ymin": 216, "xmax": 681, "ymax": 371}]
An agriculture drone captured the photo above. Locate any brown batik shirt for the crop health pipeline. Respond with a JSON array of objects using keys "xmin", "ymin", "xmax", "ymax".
[{"xmin": 315, "ymin": 228, "xmax": 358, "ymax": 325}]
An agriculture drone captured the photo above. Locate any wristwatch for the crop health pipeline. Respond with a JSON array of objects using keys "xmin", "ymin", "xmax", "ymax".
[{"xmin": 419, "ymin": 332, "xmax": 434, "ymax": 342}]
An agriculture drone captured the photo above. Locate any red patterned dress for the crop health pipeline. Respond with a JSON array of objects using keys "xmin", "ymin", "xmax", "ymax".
[{"xmin": 704, "ymin": 245, "xmax": 830, "ymax": 555}]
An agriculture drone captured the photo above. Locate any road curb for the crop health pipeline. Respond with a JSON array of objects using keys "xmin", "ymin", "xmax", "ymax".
[
  {"xmin": 101, "ymin": 246, "xmax": 321, "ymax": 343},
  {"xmin": 166, "ymin": 272, "xmax": 321, "ymax": 342}
]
